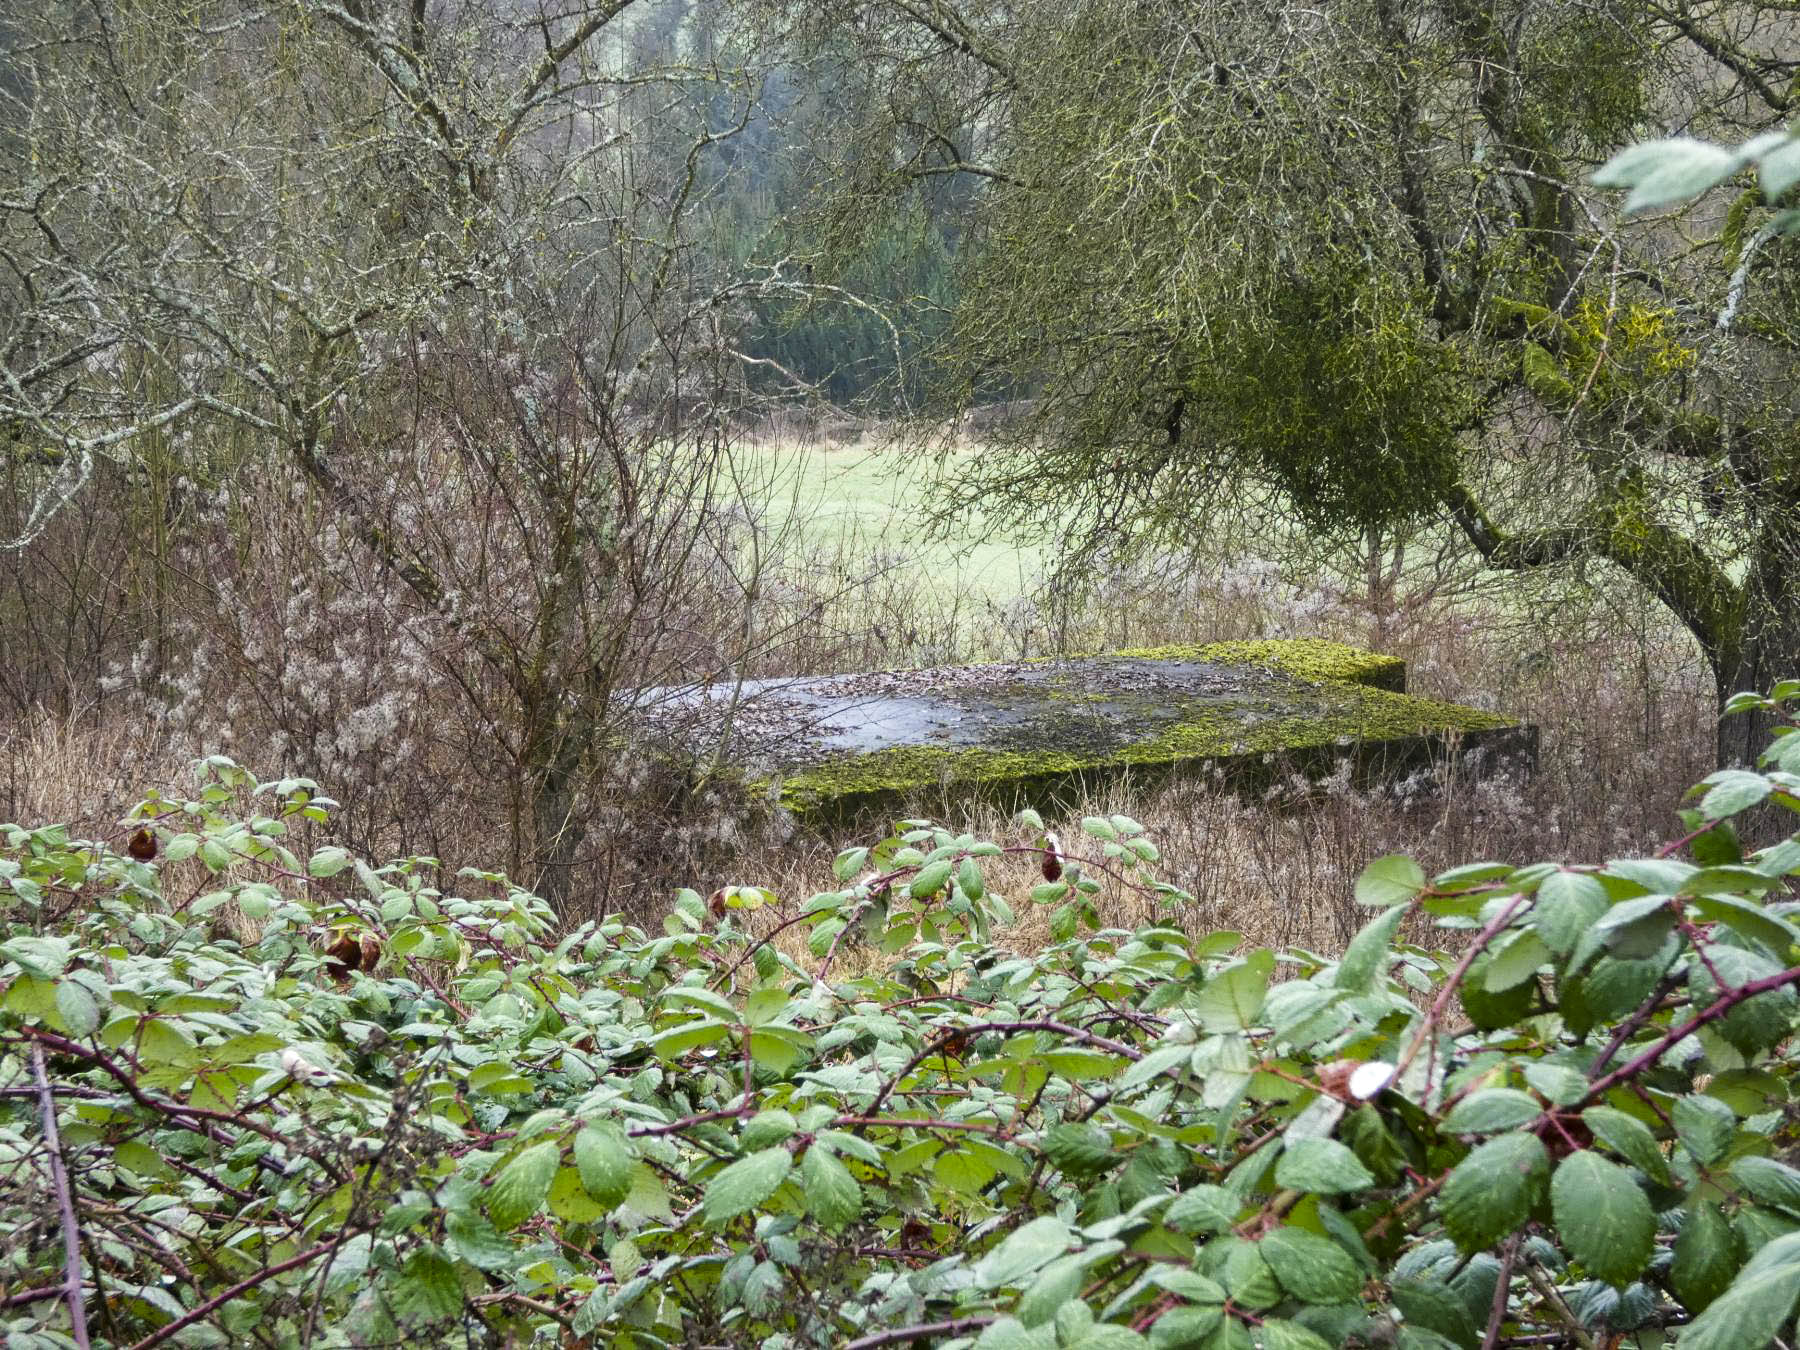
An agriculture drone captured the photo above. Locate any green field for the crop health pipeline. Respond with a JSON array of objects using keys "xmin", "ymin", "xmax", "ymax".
[{"xmin": 741, "ymin": 437, "xmax": 1047, "ymax": 606}]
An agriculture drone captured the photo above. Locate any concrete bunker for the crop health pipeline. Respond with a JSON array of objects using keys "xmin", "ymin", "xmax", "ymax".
[{"xmin": 640, "ymin": 639, "xmax": 1536, "ymax": 828}]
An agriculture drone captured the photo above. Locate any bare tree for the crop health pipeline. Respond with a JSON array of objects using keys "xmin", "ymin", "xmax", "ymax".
[{"xmin": 0, "ymin": 0, "xmax": 814, "ymax": 904}]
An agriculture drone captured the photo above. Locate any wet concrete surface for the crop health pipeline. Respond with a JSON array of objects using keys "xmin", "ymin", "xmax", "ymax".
[{"xmin": 637, "ymin": 655, "xmax": 1269, "ymax": 768}]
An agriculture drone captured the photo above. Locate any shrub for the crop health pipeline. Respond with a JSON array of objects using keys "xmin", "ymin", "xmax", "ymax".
[{"xmin": 4, "ymin": 692, "xmax": 1800, "ymax": 1347}]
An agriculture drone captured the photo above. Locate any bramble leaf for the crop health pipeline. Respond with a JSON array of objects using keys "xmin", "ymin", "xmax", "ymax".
[
  {"xmin": 1552, "ymin": 1151, "xmax": 1655, "ymax": 1287},
  {"xmin": 702, "ymin": 1148, "xmax": 794, "ymax": 1227},
  {"xmin": 1440, "ymin": 1133, "xmax": 1549, "ymax": 1254}
]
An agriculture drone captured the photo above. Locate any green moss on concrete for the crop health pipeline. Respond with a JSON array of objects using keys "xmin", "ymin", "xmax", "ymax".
[
  {"xmin": 758, "ymin": 638, "xmax": 1527, "ymax": 825},
  {"xmin": 1119, "ymin": 686, "xmax": 1510, "ymax": 765},
  {"xmin": 1113, "ymin": 638, "xmax": 1407, "ymax": 692},
  {"xmin": 773, "ymin": 683, "xmax": 1518, "ymax": 820},
  {"xmin": 775, "ymin": 744, "xmax": 1087, "ymax": 814}
]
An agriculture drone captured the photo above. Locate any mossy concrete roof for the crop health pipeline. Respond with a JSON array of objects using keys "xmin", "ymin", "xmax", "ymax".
[{"xmin": 646, "ymin": 639, "xmax": 1533, "ymax": 826}]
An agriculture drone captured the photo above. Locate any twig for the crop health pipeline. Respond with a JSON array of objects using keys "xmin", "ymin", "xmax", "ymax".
[
  {"xmin": 31, "ymin": 1045, "xmax": 91, "ymax": 1349},
  {"xmin": 841, "ymin": 1315, "xmax": 995, "ymax": 1349},
  {"xmin": 1520, "ymin": 1258, "xmax": 1598, "ymax": 1350},
  {"xmin": 1582, "ymin": 963, "xmax": 1800, "ymax": 1104},
  {"xmin": 0, "ymin": 1284, "xmax": 66, "ymax": 1310},
  {"xmin": 1394, "ymin": 892, "xmax": 1530, "ymax": 1080},
  {"xmin": 1483, "ymin": 1235, "xmax": 1520, "ymax": 1350},
  {"xmin": 1587, "ymin": 973, "xmax": 1684, "ymax": 1076},
  {"xmin": 125, "ymin": 1230, "xmax": 370, "ymax": 1350}
]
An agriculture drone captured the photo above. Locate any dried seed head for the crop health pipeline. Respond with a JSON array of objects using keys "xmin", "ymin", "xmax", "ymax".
[{"xmin": 1317, "ymin": 1059, "xmax": 1361, "ymax": 1101}]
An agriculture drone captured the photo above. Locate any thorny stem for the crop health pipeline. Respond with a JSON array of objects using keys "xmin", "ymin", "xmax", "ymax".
[
  {"xmin": 1395, "ymin": 892, "xmax": 1531, "ymax": 1080},
  {"xmin": 1582, "ymin": 963, "xmax": 1800, "ymax": 1105},
  {"xmin": 31, "ymin": 1045, "xmax": 90, "ymax": 1350},
  {"xmin": 125, "ymin": 1230, "xmax": 375, "ymax": 1350},
  {"xmin": 1483, "ymin": 1235, "xmax": 1522, "ymax": 1350},
  {"xmin": 841, "ymin": 1315, "xmax": 996, "ymax": 1349},
  {"xmin": 1521, "ymin": 1259, "xmax": 1599, "ymax": 1350}
]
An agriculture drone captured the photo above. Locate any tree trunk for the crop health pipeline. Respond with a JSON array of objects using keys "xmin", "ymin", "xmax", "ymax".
[
  {"xmin": 1713, "ymin": 546, "xmax": 1800, "ymax": 769},
  {"xmin": 526, "ymin": 726, "xmax": 589, "ymax": 910}
]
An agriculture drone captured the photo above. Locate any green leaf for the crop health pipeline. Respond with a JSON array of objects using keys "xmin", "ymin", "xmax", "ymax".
[
  {"xmin": 958, "ymin": 856, "xmax": 985, "ymax": 902},
  {"xmin": 309, "ymin": 846, "xmax": 352, "ymax": 877},
  {"xmin": 801, "ymin": 1146, "xmax": 860, "ymax": 1229},
  {"xmin": 445, "ymin": 1211, "xmax": 516, "ymax": 1270},
  {"xmin": 1678, "ymin": 1231, "xmax": 1800, "ymax": 1349},
  {"xmin": 1688, "ymin": 893, "xmax": 1800, "ymax": 960},
  {"xmin": 1018, "ymin": 1253, "xmax": 1100, "ymax": 1328},
  {"xmin": 1442, "ymin": 1089, "xmax": 1542, "ymax": 1136},
  {"xmin": 744, "ymin": 987, "xmax": 790, "ymax": 1027},
  {"xmin": 1564, "ymin": 952, "xmax": 1673, "ymax": 1032},
  {"xmin": 909, "ymin": 859, "xmax": 953, "ymax": 898},
  {"xmin": 1214, "ymin": 1237, "xmax": 1283, "ymax": 1310},
  {"xmin": 1552, "ymin": 1151, "xmax": 1655, "ymax": 1287},
  {"xmin": 975, "ymin": 1216, "xmax": 1075, "ymax": 1288},
  {"xmin": 1592, "ymin": 137, "xmax": 1739, "ymax": 213},
  {"xmin": 573, "ymin": 1123, "xmax": 634, "ymax": 1209},
  {"xmin": 1040, "ymin": 1049, "xmax": 1125, "ymax": 1080},
  {"xmin": 1461, "ymin": 965, "xmax": 1537, "ymax": 1031},
  {"xmin": 702, "ymin": 1147, "xmax": 793, "ymax": 1226},
  {"xmin": 1699, "ymin": 769, "xmax": 1773, "ymax": 820},
  {"xmin": 1440, "ymin": 1132, "xmax": 1549, "ymax": 1254},
  {"xmin": 741, "ymin": 1109, "xmax": 798, "ymax": 1150},
  {"xmin": 321, "ymin": 1233, "xmax": 373, "ymax": 1295},
  {"xmin": 1147, "ymin": 1304, "xmax": 1224, "ymax": 1348},
  {"xmin": 1334, "ymin": 904, "xmax": 1408, "ymax": 994},
  {"xmin": 1691, "ymin": 944, "xmax": 1797, "ymax": 1057},
  {"xmin": 1274, "ymin": 1137, "xmax": 1376, "ymax": 1194},
  {"xmin": 396, "ymin": 1247, "xmax": 464, "ymax": 1324},
  {"xmin": 1390, "ymin": 1278, "xmax": 1480, "ymax": 1350},
  {"xmin": 485, "ymin": 1141, "xmax": 559, "ymax": 1232},
  {"xmin": 650, "ymin": 1020, "xmax": 732, "ymax": 1059},
  {"xmin": 1522, "ymin": 1063, "xmax": 1586, "ymax": 1107},
  {"xmin": 53, "ymin": 980, "xmax": 102, "ymax": 1037},
  {"xmin": 1254, "ymin": 1322, "xmax": 1332, "ymax": 1350},
  {"xmin": 1164, "ymin": 1185, "xmax": 1240, "ymax": 1236},
  {"xmin": 1732, "ymin": 1156, "xmax": 1800, "ymax": 1215},
  {"xmin": 1483, "ymin": 930, "xmax": 1550, "ymax": 992},
  {"xmin": 0, "ymin": 935, "xmax": 70, "ymax": 979},
  {"xmin": 1044, "ymin": 1123, "xmax": 1116, "ymax": 1177},
  {"xmin": 1581, "ymin": 1107, "xmax": 1673, "ymax": 1185},
  {"xmin": 1356, "ymin": 854, "xmax": 1425, "ymax": 908},
  {"xmin": 548, "ymin": 1166, "xmax": 608, "ymax": 1222},
  {"xmin": 1672, "ymin": 1200, "xmax": 1743, "ymax": 1314},
  {"xmin": 137, "ymin": 1017, "xmax": 197, "ymax": 1068},
  {"xmin": 1260, "ymin": 1227, "xmax": 1364, "ymax": 1303},
  {"xmin": 661, "ymin": 985, "xmax": 740, "ymax": 1019},
  {"xmin": 1593, "ymin": 895, "xmax": 1678, "ymax": 959},
  {"xmin": 1195, "ymin": 950, "xmax": 1274, "ymax": 1031},
  {"xmin": 975, "ymin": 1317, "xmax": 1057, "ymax": 1350},
  {"xmin": 1673, "ymin": 1094, "xmax": 1737, "ymax": 1166},
  {"xmin": 832, "ymin": 847, "xmax": 869, "ymax": 882}
]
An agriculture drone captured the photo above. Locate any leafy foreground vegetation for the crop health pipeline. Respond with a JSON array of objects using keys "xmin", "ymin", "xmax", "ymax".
[{"xmin": 7, "ymin": 697, "xmax": 1800, "ymax": 1348}]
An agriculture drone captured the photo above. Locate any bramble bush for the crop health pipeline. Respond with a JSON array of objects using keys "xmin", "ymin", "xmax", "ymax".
[{"xmin": 5, "ymin": 691, "xmax": 1800, "ymax": 1348}]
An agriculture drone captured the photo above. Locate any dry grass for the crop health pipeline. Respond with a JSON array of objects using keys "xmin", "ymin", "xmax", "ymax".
[
  {"xmin": 3, "ymin": 571, "xmax": 1719, "ymax": 956},
  {"xmin": 701, "ymin": 626, "xmax": 1715, "ymax": 963},
  {"xmin": 1, "ymin": 429, "xmax": 1725, "ymax": 954}
]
